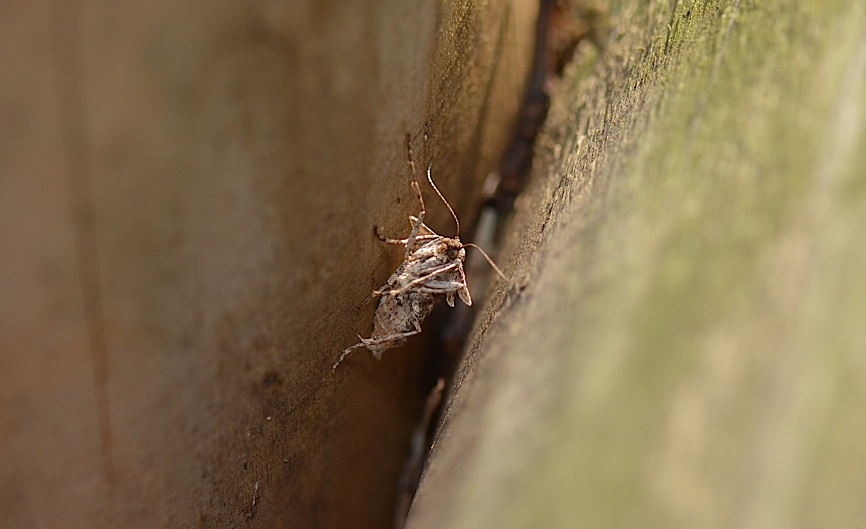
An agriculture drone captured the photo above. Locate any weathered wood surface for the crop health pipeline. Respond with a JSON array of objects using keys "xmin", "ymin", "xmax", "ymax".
[
  {"xmin": 0, "ymin": 1, "xmax": 536, "ymax": 527},
  {"xmin": 408, "ymin": 1, "xmax": 866, "ymax": 528}
]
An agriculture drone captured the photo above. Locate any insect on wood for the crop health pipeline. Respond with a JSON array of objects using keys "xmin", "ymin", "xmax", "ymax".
[{"xmin": 333, "ymin": 139, "xmax": 505, "ymax": 370}]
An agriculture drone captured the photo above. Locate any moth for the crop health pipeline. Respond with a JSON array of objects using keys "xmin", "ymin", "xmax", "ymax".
[{"xmin": 333, "ymin": 149, "xmax": 504, "ymax": 370}]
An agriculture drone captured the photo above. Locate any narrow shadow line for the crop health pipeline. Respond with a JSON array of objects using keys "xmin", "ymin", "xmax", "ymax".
[{"xmin": 48, "ymin": 0, "xmax": 115, "ymax": 488}]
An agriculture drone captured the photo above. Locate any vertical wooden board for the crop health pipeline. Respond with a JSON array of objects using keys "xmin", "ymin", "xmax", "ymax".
[
  {"xmin": 0, "ymin": 0, "xmax": 537, "ymax": 527},
  {"xmin": 0, "ymin": 2, "xmax": 108, "ymax": 527}
]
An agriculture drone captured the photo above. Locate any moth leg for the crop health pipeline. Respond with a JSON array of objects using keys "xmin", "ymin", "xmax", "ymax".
[
  {"xmin": 404, "ymin": 188, "xmax": 426, "ymax": 258},
  {"xmin": 408, "ymin": 216, "xmax": 438, "ymax": 237},
  {"xmin": 405, "ymin": 134, "xmax": 426, "ymax": 258},
  {"xmin": 363, "ymin": 317, "xmax": 424, "ymax": 360},
  {"xmin": 413, "ymin": 280, "xmax": 466, "ymax": 292},
  {"xmin": 374, "ymin": 263, "xmax": 458, "ymax": 297},
  {"xmin": 333, "ymin": 339, "xmax": 368, "ymax": 370},
  {"xmin": 374, "ymin": 228, "xmax": 438, "ymax": 246},
  {"xmin": 362, "ymin": 327, "xmax": 420, "ymax": 350},
  {"xmin": 333, "ymin": 322, "xmax": 423, "ymax": 370},
  {"xmin": 374, "ymin": 227, "xmax": 438, "ymax": 245},
  {"xmin": 374, "ymin": 226, "xmax": 409, "ymax": 245}
]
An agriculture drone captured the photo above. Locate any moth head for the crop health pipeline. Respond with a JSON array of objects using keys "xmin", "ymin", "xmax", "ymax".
[{"xmin": 442, "ymin": 238, "xmax": 466, "ymax": 262}]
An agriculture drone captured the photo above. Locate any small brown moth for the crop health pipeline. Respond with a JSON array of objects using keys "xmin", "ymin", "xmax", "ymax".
[{"xmin": 333, "ymin": 143, "xmax": 504, "ymax": 370}]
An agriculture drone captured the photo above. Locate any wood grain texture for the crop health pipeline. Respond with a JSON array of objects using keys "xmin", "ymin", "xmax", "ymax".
[
  {"xmin": 0, "ymin": 1, "xmax": 536, "ymax": 527},
  {"xmin": 407, "ymin": 1, "xmax": 866, "ymax": 528}
]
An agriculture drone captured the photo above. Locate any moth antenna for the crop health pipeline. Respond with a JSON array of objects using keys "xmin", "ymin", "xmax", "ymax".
[
  {"xmin": 426, "ymin": 164, "xmax": 460, "ymax": 236},
  {"xmin": 463, "ymin": 243, "xmax": 507, "ymax": 280}
]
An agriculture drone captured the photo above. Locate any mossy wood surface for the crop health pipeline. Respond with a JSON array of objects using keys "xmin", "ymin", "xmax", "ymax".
[{"xmin": 408, "ymin": 1, "xmax": 866, "ymax": 528}]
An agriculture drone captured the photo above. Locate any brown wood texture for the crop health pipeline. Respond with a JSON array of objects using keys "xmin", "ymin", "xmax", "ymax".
[{"xmin": 0, "ymin": 1, "xmax": 537, "ymax": 527}]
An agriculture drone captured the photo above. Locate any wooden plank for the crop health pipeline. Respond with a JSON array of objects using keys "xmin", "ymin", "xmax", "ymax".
[
  {"xmin": 0, "ymin": 1, "xmax": 537, "ymax": 527},
  {"xmin": 408, "ymin": 1, "xmax": 866, "ymax": 528}
]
